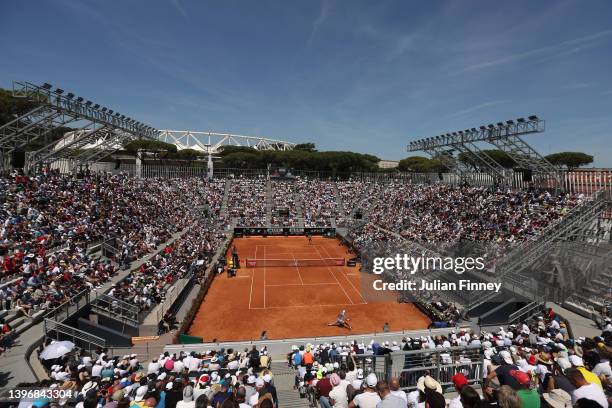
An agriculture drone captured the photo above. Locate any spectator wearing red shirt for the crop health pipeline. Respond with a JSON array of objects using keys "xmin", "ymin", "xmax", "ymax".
[{"xmin": 317, "ymin": 374, "xmax": 333, "ymax": 408}]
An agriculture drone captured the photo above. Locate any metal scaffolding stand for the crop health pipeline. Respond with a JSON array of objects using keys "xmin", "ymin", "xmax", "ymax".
[
  {"xmin": 407, "ymin": 116, "xmax": 562, "ymax": 188},
  {"xmin": 0, "ymin": 81, "xmax": 158, "ymax": 173}
]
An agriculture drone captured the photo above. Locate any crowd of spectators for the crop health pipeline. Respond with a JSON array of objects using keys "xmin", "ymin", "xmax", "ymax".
[
  {"xmin": 0, "ymin": 171, "xmax": 228, "ymax": 353},
  {"xmin": 7, "ymin": 306, "xmax": 610, "ymax": 407},
  {"xmin": 109, "ymin": 223, "xmax": 226, "ymax": 313},
  {"xmin": 216, "ymin": 178, "xmax": 583, "ymax": 247},
  {"xmin": 288, "ymin": 309, "xmax": 611, "ymax": 408},
  {"xmin": 366, "ymin": 184, "xmax": 582, "ymax": 244},
  {"xmin": 271, "ymin": 181, "xmax": 300, "ymax": 227},
  {"xmin": 227, "ymin": 178, "xmax": 267, "ymax": 227},
  {"xmin": 336, "ymin": 180, "xmax": 384, "ymax": 227},
  {"xmin": 22, "ymin": 342, "xmax": 279, "ymax": 407},
  {"xmin": 298, "ymin": 180, "xmax": 339, "ymax": 228}
]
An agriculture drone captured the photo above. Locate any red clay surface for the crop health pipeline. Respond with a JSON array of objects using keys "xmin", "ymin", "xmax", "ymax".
[{"xmin": 188, "ymin": 236, "xmax": 430, "ymax": 341}]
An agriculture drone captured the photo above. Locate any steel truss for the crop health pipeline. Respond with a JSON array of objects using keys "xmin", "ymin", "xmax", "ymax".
[
  {"xmin": 495, "ymin": 190, "xmax": 612, "ymax": 301},
  {"xmin": 0, "ymin": 81, "xmax": 158, "ymax": 172},
  {"xmin": 157, "ymin": 130, "xmax": 296, "ymax": 154},
  {"xmin": 407, "ymin": 116, "xmax": 560, "ymax": 186}
]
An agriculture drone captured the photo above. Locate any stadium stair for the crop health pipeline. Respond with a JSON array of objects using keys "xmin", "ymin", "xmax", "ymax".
[
  {"xmin": 270, "ymin": 361, "xmax": 310, "ymax": 408},
  {"xmin": 266, "ymin": 180, "xmax": 273, "ymax": 227},
  {"xmin": 220, "ymin": 179, "xmax": 231, "ymax": 214}
]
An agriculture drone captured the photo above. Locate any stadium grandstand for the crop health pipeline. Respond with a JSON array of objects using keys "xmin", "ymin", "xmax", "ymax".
[{"xmin": 0, "ymin": 79, "xmax": 611, "ymax": 408}]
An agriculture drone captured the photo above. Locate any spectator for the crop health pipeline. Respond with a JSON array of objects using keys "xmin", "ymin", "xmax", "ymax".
[
  {"xmin": 349, "ymin": 373, "xmax": 381, "ymax": 408},
  {"xmin": 565, "ymin": 368, "xmax": 609, "ymax": 408},
  {"xmin": 374, "ymin": 380, "xmax": 404, "ymax": 408}
]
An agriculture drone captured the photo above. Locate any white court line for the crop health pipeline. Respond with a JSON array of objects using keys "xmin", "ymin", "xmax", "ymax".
[
  {"xmin": 312, "ymin": 245, "xmax": 354, "ymax": 305},
  {"xmin": 291, "ymin": 253, "xmax": 304, "ymax": 285},
  {"xmin": 319, "ymin": 243, "xmax": 368, "ymax": 304},
  {"xmin": 265, "ymin": 282, "xmax": 339, "ymax": 287},
  {"xmin": 249, "ymin": 245, "xmax": 257, "ymax": 309},
  {"xmin": 249, "ymin": 302, "xmax": 368, "ymax": 310},
  {"xmin": 263, "ymin": 245, "xmax": 266, "ymax": 308}
]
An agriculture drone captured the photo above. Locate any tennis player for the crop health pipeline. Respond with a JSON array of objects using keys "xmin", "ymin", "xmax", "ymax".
[{"xmin": 327, "ymin": 309, "xmax": 352, "ymax": 330}]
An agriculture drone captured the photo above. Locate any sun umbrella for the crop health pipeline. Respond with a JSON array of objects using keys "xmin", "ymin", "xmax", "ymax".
[{"xmin": 39, "ymin": 341, "xmax": 75, "ymax": 360}]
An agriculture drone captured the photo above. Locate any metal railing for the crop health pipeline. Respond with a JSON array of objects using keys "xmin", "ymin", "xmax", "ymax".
[
  {"xmin": 90, "ymin": 293, "xmax": 140, "ymax": 327},
  {"xmin": 44, "ymin": 318, "xmax": 106, "ymax": 351},
  {"xmin": 390, "ymin": 346, "xmax": 484, "ymax": 391},
  {"xmin": 43, "ymin": 289, "xmax": 91, "ymax": 322},
  {"xmin": 329, "ymin": 353, "xmax": 390, "ymax": 382},
  {"xmin": 467, "ymin": 290, "xmax": 501, "ymax": 311},
  {"xmin": 153, "ymin": 267, "xmax": 196, "ymax": 323},
  {"xmin": 508, "ymin": 302, "xmax": 545, "ymax": 324}
]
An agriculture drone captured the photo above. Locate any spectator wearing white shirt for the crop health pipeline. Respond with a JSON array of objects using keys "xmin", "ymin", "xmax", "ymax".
[
  {"xmin": 566, "ymin": 368, "xmax": 608, "ymax": 408},
  {"xmin": 388, "ymin": 378, "xmax": 407, "ymax": 403},
  {"xmin": 349, "ymin": 373, "xmax": 381, "ymax": 408}
]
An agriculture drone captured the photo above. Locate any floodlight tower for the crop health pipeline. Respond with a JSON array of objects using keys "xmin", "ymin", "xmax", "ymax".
[{"xmin": 407, "ymin": 115, "xmax": 562, "ymax": 188}]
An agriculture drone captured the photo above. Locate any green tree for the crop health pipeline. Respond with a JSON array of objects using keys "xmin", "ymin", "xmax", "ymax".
[
  {"xmin": 0, "ymin": 88, "xmax": 40, "ymax": 126},
  {"xmin": 398, "ymin": 156, "xmax": 430, "ymax": 172},
  {"xmin": 398, "ymin": 156, "xmax": 446, "ymax": 173},
  {"xmin": 545, "ymin": 152, "xmax": 593, "ymax": 169},
  {"xmin": 294, "ymin": 142, "xmax": 317, "ymax": 152}
]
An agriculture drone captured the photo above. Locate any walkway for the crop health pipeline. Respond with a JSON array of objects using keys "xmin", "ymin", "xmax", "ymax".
[{"xmin": 270, "ymin": 361, "xmax": 309, "ymax": 408}]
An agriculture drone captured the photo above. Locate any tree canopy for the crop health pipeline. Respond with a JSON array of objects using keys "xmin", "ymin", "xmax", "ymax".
[
  {"xmin": 545, "ymin": 152, "xmax": 594, "ymax": 169},
  {"xmin": 124, "ymin": 139, "xmax": 178, "ymax": 154},
  {"xmin": 218, "ymin": 145, "xmax": 380, "ymax": 173},
  {"xmin": 294, "ymin": 142, "xmax": 317, "ymax": 152},
  {"xmin": 398, "ymin": 156, "xmax": 446, "ymax": 173}
]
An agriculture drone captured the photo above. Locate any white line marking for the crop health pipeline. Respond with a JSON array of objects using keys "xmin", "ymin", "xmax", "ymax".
[
  {"xmin": 263, "ymin": 245, "xmax": 266, "ymax": 309},
  {"xmin": 249, "ymin": 245, "xmax": 257, "ymax": 309},
  {"xmin": 320, "ymin": 244, "xmax": 368, "ymax": 304},
  {"xmin": 249, "ymin": 302, "xmax": 368, "ymax": 310},
  {"xmin": 291, "ymin": 253, "xmax": 304, "ymax": 285},
  {"xmin": 312, "ymin": 244, "xmax": 354, "ymax": 305},
  {"xmin": 265, "ymin": 282, "xmax": 339, "ymax": 287}
]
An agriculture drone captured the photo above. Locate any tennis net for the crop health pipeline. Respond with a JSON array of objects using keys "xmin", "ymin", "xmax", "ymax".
[{"xmin": 245, "ymin": 258, "xmax": 345, "ymax": 268}]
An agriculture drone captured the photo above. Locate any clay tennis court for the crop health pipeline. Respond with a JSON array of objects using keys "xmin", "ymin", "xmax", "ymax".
[{"xmin": 188, "ymin": 236, "xmax": 430, "ymax": 341}]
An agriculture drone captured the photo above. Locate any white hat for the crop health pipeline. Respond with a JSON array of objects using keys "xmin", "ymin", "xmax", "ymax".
[
  {"xmin": 247, "ymin": 375, "xmax": 256, "ymax": 384},
  {"xmin": 542, "ymin": 389, "xmax": 572, "ymax": 408},
  {"xmin": 569, "ymin": 355, "xmax": 584, "ymax": 367},
  {"xmin": 416, "ymin": 376, "xmax": 442, "ymax": 393},
  {"xmin": 499, "ymin": 350, "xmax": 513, "ymax": 365},
  {"xmin": 135, "ymin": 385, "xmax": 148, "ymax": 401},
  {"xmin": 366, "ymin": 373, "xmax": 377, "ymax": 387},
  {"xmin": 424, "ymin": 376, "xmax": 442, "ymax": 393},
  {"xmin": 81, "ymin": 381, "xmax": 98, "ymax": 396},
  {"xmin": 158, "ymin": 372, "xmax": 167, "ymax": 380},
  {"xmin": 263, "ymin": 374, "xmax": 271, "ymax": 383},
  {"xmin": 255, "ymin": 378, "xmax": 265, "ymax": 387}
]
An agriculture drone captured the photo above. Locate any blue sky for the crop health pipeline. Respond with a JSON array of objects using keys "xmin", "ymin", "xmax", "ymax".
[{"xmin": 1, "ymin": 0, "xmax": 612, "ymax": 166}]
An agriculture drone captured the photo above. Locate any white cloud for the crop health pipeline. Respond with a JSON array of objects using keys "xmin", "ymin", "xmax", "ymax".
[
  {"xmin": 463, "ymin": 29, "xmax": 612, "ymax": 71},
  {"xmin": 308, "ymin": 0, "xmax": 331, "ymax": 44}
]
